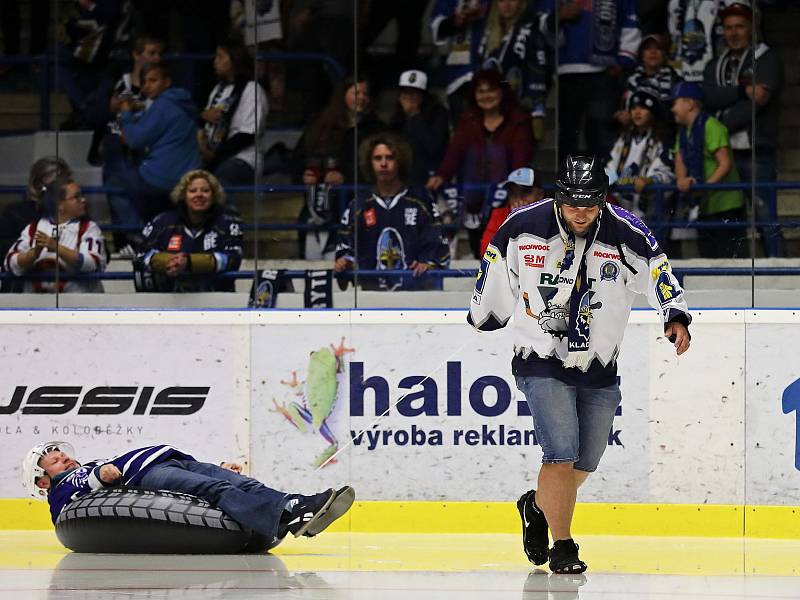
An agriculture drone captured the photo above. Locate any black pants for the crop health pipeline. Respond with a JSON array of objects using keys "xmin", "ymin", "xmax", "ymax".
[{"xmin": 557, "ymin": 71, "xmax": 622, "ymax": 160}]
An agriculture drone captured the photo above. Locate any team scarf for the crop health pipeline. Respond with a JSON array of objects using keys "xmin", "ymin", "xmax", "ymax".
[
  {"xmin": 678, "ymin": 111, "xmax": 709, "ymax": 182},
  {"xmin": 551, "ymin": 203, "xmax": 603, "ymax": 370}
]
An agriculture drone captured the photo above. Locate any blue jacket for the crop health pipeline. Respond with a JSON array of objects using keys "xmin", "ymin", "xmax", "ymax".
[
  {"xmin": 536, "ymin": 0, "xmax": 641, "ymax": 72},
  {"xmin": 47, "ymin": 445, "xmax": 195, "ymax": 523},
  {"xmin": 120, "ymin": 88, "xmax": 202, "ymax": 190}
]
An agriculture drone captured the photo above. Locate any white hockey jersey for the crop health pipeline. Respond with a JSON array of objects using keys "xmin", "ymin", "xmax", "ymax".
[
  {"xmin": 468, "ymin": 199, "xmax": 691, "ymax": 381},
  {"xmin": 5, "ymin": 217, "xmax": 107, "ymax": 293}
]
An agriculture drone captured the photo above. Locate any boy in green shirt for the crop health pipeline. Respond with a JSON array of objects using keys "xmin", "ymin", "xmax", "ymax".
[{"xmin": 671, "ymin": 82, "xmax": 745, "ymax": 258}]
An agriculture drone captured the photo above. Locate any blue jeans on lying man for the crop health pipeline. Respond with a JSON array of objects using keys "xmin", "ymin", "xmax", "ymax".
[
  {"xmin": 515, "ymin": 376, "xmax": 621, "ymax": 472},
  {"xmin": 138, "ymin": 459, "xmax": 288, "ymax": 540}
]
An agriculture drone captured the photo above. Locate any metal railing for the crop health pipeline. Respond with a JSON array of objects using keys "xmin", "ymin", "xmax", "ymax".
[
  {"xmin": 1, "ymin": 181, "xmax": 798, "ymax": 237},
  {"xmin": 2, "ymin": 267, "xmax": 800, "ymax": 290}
]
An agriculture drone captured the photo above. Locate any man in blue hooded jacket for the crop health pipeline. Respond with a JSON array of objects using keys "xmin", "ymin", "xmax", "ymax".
[{"xmin": 113, "ymin": 62, "xmax": 202, "ymax": 225}]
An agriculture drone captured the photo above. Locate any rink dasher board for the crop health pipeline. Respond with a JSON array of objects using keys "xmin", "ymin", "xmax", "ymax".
[{"xmin": 0, "ymin": 309, "xmax": 798, "ymax": 539}]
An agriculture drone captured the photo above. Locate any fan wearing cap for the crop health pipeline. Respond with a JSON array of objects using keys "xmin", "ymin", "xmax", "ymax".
[
  {"xmin": 702, "ymin": 0, "xmax": 784, "ymax": 256},
  {"xmin": 671, "ymin": 81, "xmax": 745, "ymax": 258},
  {"xmin": 469, "ymin": 154, "xmax": 690, "ymax": 574},
  {"xmin": 616, "ymin": 33, "xmax": 682, "ymax": 128},
  {"xmin": 606, "ymin": 86, "xmax": 675, "ymax": 218},
  {"xmin": 479, "ymin": 167, "xmax": 544, "ymax": 256},
  {"xmin": 389, "ymin": 70, "xmax": 450, "ymax": 189}
]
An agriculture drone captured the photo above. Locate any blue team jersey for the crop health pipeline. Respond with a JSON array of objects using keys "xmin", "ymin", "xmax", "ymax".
[{"xmin": 47, "ymin": 445, "xmax": 194, "ymax": 523}]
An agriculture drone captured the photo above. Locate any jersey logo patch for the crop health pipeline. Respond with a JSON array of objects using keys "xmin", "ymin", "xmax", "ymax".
[
  {"xmin": 600, "ymin": 260, "xmax": 620, "ymax": 281},
  {"xmin": 364, "ymin": 208, "xmax": 377, "ymax": 228},
  {"xmin": 167, "ymin": 234, "xmax": 183, "ymax": 252}
]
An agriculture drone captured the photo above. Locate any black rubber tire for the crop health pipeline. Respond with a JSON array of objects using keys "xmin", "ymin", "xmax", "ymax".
[{"xmin": 54, "ymin": 488, "xmax": 276, "ymax": 554}]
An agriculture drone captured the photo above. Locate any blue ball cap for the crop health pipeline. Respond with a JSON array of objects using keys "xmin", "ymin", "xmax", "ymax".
[
  {"xmin": 670, "ymin": 81, "xmax": 704, "ymax": 102},
  {"xmin": 500, "ymin": 167, "xmax": 536, "ymax": 188}
]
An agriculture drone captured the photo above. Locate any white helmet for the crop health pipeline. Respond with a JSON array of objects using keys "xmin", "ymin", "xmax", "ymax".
[{"xmin": 21, "ymin": 441, "xmax": 76, "ymax": 500}]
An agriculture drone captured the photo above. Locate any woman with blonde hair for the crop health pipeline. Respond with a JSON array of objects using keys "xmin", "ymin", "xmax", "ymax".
[{"xmin": 133, "ymin": 170, "xmax": 243, "ymax": 292}]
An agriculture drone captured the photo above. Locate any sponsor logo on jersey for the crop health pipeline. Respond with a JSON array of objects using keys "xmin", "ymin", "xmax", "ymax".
[
  {"xmin": 593, "ymin": 250, "xmax": 620, "ymax": 260},
  {"xmin": 364, "ymin": 208, "xmax": 377, "ymax": 228},
  {"xmin": 483, "ymin": 247, "xmax": 499, "ymax": 264},
  {"xmin": 600, "ymin": 260, "xmax": 620, "ymax": 281},
  {"xmin": 474, "ymin": 255, "xmax": 490, "ymax": 296},
  {"xmin": 519, "ymin": 243, "xmax": 550, "ymax": 251},
  {"xmin": 167, "ymin": 234, "xmax": 182, "ymax": 252},
  {"xmin": 655, "ymin": 270, "xmax": 680, "ymax": 307},
  {"xmin": 0, "ymin": 386, "xmax": 209, "ymax": 415},
  {"xmin": 540, "ymin": 273, "xmax": 573, "ymax": 285},
  {"xmin": 524, "ymin": 254, "xmax": 545, "ymax": 268},
  {"xmin": 651, "ymin": 259, "xmax": 671, "ymax": 281}
]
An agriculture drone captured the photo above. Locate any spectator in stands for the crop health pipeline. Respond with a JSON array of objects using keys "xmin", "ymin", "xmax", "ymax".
[
  {"xmin": 479, "ymin": 167, "xmax": 544, "ymax": 256},
  {"xmin": 133, "ymin": 170, "xmax": 243, "ymax": 293},
  {"xmin": 617, "ymin": 34, "xmax": 683, "ymax": 128},
  {"xmin": 114, "ymin": 62, "xmax": 201, "ymax": 225},
  {"xmin": 199, "ymin": 41, "xmax": 269, "ymax": 194},
  {"xmin": 536, "ymin": 0, "xmax": 641, "ymax": 159},
  {"xmin": 702, "ymin": 0, "xmax": 784, "ymax": 256},
  {"xmin": 292, "ymin": 76, "xmax": 386, "ymax": 259},
  {"xmin": 335, "ymin": 134, "xmax": 450, "ymax": 291},
  {"xmin": 389, "ymin": 70, "xmax": 450, "ymax": 189},
  {"xmin": 293, "ymin": 76, "xmax": 385, "ymax": 188},
  {"xmin": 668, "ymin": 0, "xmax": 726, "ymax": 83},
  {"xmin": 0, "ymin": 157, "xmax": 73, "ymax": 269},
  {"xmin": 135, "ymin": 0, "xmax": 229, "ymax": 104},
  {"xmin": 101, "ymin": 35, "xmax": 164, "ymax": 256},
  {"xmin": 229, "ymin": 0, "xmax": 286, "ymax": 114},
  {"xmin": 56, "ymin": 0, "xmax": 129, "ymax": 130},
  {"xmin": 4, "ymin": 177, "xmax": 106, "ymax": 293},
  {"xmin": 607, "ymin": 86, "xmax": 675, "ymax": 219},
  {"xmin": 426, "ymin": 69, "xmax": 533, "ymax": 258},
  {"xmin": 476, "ymin": 0, "xmax": 550, "ymax": 140},
  {"xmin": 431, "ymin": 0, "xmax": 491, "ymax": 124},
  {"xmin": 671, "ymin": 81, "xmax": 745, "ymax": 258}
]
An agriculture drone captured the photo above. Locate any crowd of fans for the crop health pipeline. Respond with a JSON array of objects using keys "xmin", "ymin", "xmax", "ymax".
[{"xmin": 0, "ymin": 0, "xmax": 790, "ymax": 295}]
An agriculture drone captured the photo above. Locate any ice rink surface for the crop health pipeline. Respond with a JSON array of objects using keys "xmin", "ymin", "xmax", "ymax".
[{"xmin": 1, "ymin": 531, "xmax": 798, "ymax": 600}]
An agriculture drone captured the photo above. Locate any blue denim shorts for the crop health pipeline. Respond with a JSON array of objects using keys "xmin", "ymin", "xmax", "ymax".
[{"xmin": 515, "ymin": 375, "xmax": 622, "ymax": 472}]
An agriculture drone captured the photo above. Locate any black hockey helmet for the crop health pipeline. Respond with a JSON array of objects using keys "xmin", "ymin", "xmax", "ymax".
[{"xmin": 555, "ymin": 155, "xmax": 608, "ymax": 207}]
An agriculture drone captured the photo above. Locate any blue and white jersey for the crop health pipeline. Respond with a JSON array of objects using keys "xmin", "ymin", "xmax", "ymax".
[
  {"xmin": 536, "ymin": 0, "xmax": 641, "ymax": 73},
  {"xmin": 47, "ymin": 445, "xmax": 194, "ymax": 523},
  {"xmin": 468, "ymin": 199, "xmax": 691, "ymax": 378},
  {"xmin": 431, "ymin": 0, "xmax": 491, "ymax": 94}
]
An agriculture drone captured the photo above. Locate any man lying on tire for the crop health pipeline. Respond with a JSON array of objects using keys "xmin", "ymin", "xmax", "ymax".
[{"xmin": 22, "ymin": 441, "xmax": 355, "ymax": 544}]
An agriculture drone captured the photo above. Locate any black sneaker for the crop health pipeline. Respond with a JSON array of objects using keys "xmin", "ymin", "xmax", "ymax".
[
  {"xmin": 517, "ymin": 489, "xmax": 549, "ymax": 565},
  {"xmin": 283, "ymin": 489, "xmax": 335, "ymax": 537},
  {"xmin": 303, "ymin": 486, "xmax": 355, "ymax": 537},
  {"xmin": 548, "ymin": 539, "xmax": 587, "ymax": 574},
  {"xmin": 284, "ymin": 486, "xmax": 355, "ymax": 538}
]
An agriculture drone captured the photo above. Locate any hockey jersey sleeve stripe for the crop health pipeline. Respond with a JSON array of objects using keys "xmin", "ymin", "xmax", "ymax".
[
  {"xmin": 121, "ymin": 446, "xmax": 155, "ymax": 480},
  {"xmin": 88, "ymin": 467, "xmax": 105, "ymax": 491},
  {"xmin": 137, "ymin": 445, "xmax": 177, "ymax": 472}
]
